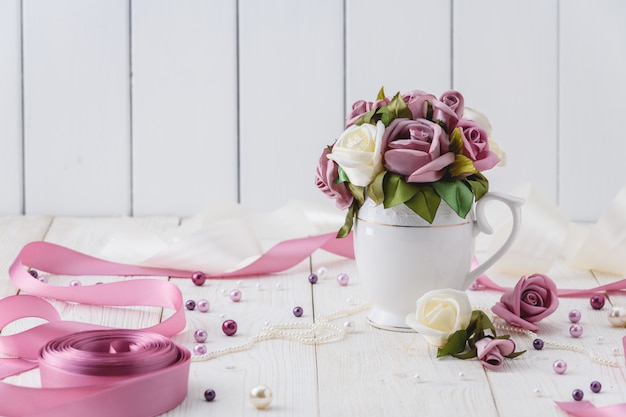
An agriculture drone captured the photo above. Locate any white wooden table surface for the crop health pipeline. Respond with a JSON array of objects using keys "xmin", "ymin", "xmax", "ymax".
[{"xmin": 1, "ymin": 215, "xmax": 626, "ymax": 417}]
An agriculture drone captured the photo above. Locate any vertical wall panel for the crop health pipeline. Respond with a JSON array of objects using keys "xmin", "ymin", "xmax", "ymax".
[
  {"xmin": 0, "ymin": 0, "xmax": 23, "ymax": 215},
  {"xmin": 238, "ymin": 0, "xmax": 345, "ymax": 211},
  {"xmin": 454, "ymin": 0, "xmax": 558, "ymax": 203},
  {"xmin": 560, "ymin": 0, "xmax": 626, "ymax": 221},
  {"xmin": 132, "ymin": 0, "xmax": 238, "ymax": 216},
  {"xmin": 23, "ymin": 0, "xmax": 131, "ymax": 216},
  {"xmin": 346, "ymin": 0, "xmax": 452, "ymax": 109}
]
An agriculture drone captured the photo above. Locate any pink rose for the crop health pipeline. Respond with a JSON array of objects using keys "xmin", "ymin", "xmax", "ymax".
[
  {"xmin": 475, "ymin": 337, "xmax": 516, "ymax": 370},
  {"xmin": 457, "ymin": 119, "xmax": 500, "ymax": 172},
  {"xmin": 491, "ymin": 274, "xmax": 559, "ymax": 331},
  {"xmin": 382, "ymin": 118, "xmax": 455, "ymax": 183},
  {"xmin": 401, "ymin": 90, "xmax": 436, "ymax": 119},
  {"xmin": 315, "ymin": 147, "xmax": 354, "ymax": 209},
  {"xmin": 439, "ymin": 90, "xmax": 464, "ymax": 117},
  {"xmin": 345, "ymin": 98, "xmax": 390, "ymax": 127}
]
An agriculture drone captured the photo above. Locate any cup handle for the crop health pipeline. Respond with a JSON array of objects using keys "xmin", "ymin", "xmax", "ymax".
[{"xmin": 463, "ymin": 192, "xmax": 524, "ymax": 289}]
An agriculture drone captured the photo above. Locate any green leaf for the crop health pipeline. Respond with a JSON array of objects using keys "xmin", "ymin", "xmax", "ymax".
[
  {"xmin": 367, "ymin": 171, "xmax": 386, "ymax": 205},
  {"xmin": 347, "ymin": 183, "xmax": 366, "ymax": 206},
  {"xmin": 378, "ymin": 106, "xmax": 392, "ymax": 126},
  {"xmin": 433, "ymin": 119, "xmax": 449, "ymax": 134},
  {"xmin": 449, "ymin": 127, "xmax": 464, "ymax": 154},
  {"xmin": 426, "ymin": 100, "xmax": 434, "ymax": 120},
  {"xmin": 336, "ymin": 203, "xmax": 357, "ymax": 238},
  {"xmin": 404, "ymin": 185, "xmax": 440, "ymax": 224},
  {"xmin": 334, "ymin": 166, "xmax": 351, "ymax": 184},
  {"xmin": 382, "ymin": 173, "xmax": 418, "ymax": 208},
  {"xmin": 431, "ymin": 180, "xmax": 474, "ymax": 219},
  {"xmin": 387, "ymin": 92, "xmax": 413, "ymax": 120},
  {"xmin": 436, "ymin": 329, "xmax": 468, "ymax": 357},
  {"xmin": 465, "ymin": 173, "xmax": 489, "ymax": 201},
  {"xmin": 451, "ymin": 347, "xmax": 478, "ymax": 360},
  {"xmin": 505, "ymin": 350, "xmax": 526, "ymax": 359},
  {"xmin": 376, "ymin": 86, "xmax": 386, "ymax": 101},
  {"xmin": 448, "ymin": 154, "xmax": 477, "ymax": 178}
]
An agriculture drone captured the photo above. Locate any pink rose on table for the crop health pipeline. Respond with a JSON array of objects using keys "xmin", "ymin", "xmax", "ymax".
[
  {"xmin": 475, "ymin": 337, "xmax": 516, "ymax": 370},
  {"xmin": 315, "ymin": 147, "xmax": 354, "ymax": 209},
  {"xmin": 382, "ymin": 118, "xmax": 455, "ymax": 183},
  {"xmin": 401, "ymin": 90, "xmax": 436, "ymax": 119},
  {"xmin": 457, "ymin": 119, "xmax": 500, "ymax": 172},
  {"xmin": 491, "ymin": 274, "xmax": 559, "ymax": 332}
]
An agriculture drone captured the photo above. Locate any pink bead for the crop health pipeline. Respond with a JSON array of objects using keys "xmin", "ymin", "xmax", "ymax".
[
  {"xmin": 197, "ymin": 299, "xmax": 210, "ymax": 313},
  {"xmin": 569, "ymin": 323, "xmax": 583, "ymax": 338},
  {"xmin": 194, "ymin": 329, "xmax": 208, "ymax": 343},
  {"xmin": 229, "ymin": 289, "xmax": 242, "ymax": 302},
  {"xmin": 192, "ymin": 271, "xmax": 207, "ymax": 286},
  {"xmin": 222, "ymin": 320, "xmax": 238, "ymax": 336},
  {"xmin": 336, "ymin": 273, "xmax": 349, "ymax": 286},
  {"xmin": 553, "ymin": 359, "xmax": 567, "ymax": 374},
  {"xmin": 468, "ymin": 280, "xmax": 480, "ymax": 291},
  {"xmin": 568, "ymin": 309, "xmax": 581, "ymax": 323},
  {"xmin": 193, "ymin": 343, "xmax": 207, "ymax": 355},
  {"xmin": 69, "ymin": 279, "xmax": 81, "ymax": 287}
]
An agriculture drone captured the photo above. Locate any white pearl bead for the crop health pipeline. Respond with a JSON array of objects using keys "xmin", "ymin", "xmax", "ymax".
[
  {"xmin": 596, "ymin": 335, "xmax": 605, "ymax": 344},
  {"xmin": 237, "ymin": 280, "xmax": 243, "ymax": 287},
  {"xmin": 249, "ymin": 385, "xmax": 273, "ymax": 410},
  {"xmin": 255, "ymin": 283, "xmax": 262, "ymax": 289},
  {"xmin": 458, "ymin": 371, "xmax": 466, "ymax": 379},
  {"xmin": 533, "ymin": 387, "xmax": 542, "ymax": 397},
  {"xmin": 413, "ymin": 373, "xmax": 422, "ymax": 381},
  {"xmin": 343, "ymin": 320, "xmax": 355, "ymax": 331},
  {"xmin": 612, "ymin": 347, "xmax": 620, "ymax": 355}
]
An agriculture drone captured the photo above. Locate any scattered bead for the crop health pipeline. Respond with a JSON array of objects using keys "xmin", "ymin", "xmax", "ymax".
[
  {"xmin": 191, "ymin": 271, "xmax": 206, "ymax": 286},
  {"xmin": 590, "ymin": 380, "xmax": 602, "ymax": 393},
  {"xmin": 222, "ymin": 320, "xmax": 238, "ymax": 336},
  {"xmin": 237, "ymin": 280, "xmax": 243, "ymax": 287},
  {"xmin": 343, "ymin": 320, "xmax": 355, "ymax": 331},
  {"xmin": 596, "ymin": 335, "xmax": 605, "ymax": 344},
  {"xmin": 568, "ymin": 309, "xmax": 581, "ymax": 323},
  {"xmin": 532, "ymin": 338, "xmax": 544, "ymax": 350},
  {"xmin": 255, "ymin": 283, "xmax": 262, "ymax": 289},
  {"xmin": 29, "ymin": 269, "xmax": 38, "ymax": 278},
  {"xmin": 308, "ymin": 273, "xmax": 318, "ymax": 284},
  {"xmin": 197, "ymin": 299, "xmax": 210, "ymax": 313},
  {"xmin": 293, "ymin": 306, "xmax": 303, "ymax": 317},
  {"xmin": 185, "ymin": 299, "xmax": 196, "ymax": 310},
  {"xmin": 533, "ymin": 387, "xmax": 542, "ymax": 397},
  {"xmin": 193, "ymin": 344, "xmax": 207, "ymax": 355},
  {"xmin": 194, "ymin": 329, "xmax": 208, "ymax": 343},
  {"xmin": 336, "ymin": 273, "xmax": 349, "ymax": 286},
  {"xmin": 553, "ymin": 359, "xmax": 567, "ymax": 374},
  {"xmin": 572, "ymin": 389, "xmax": 584, "ymax": 401},
  {"xmin": 317, "ymin": 267, "xmax": 328, "ymax": 277},
  {"xmin": 612, "ymin": 347, "xmax": 620, "ymax": 355},
  {"xmin": 229, "ymin": 289, "xmax": 242, "ymax": 302},
  {"xmin": 249, "ymin": 385, "xmax": 273, "ymax": 410},
  {"xmin": 413, "ymin": 373, "xmax": 422, "ymax": 381},
  {"xmin": 275, "ymin": 283, "xmax": 282, "ymax": 289},
  {"xmin": 608, "ymin": 306, "xmax": 626, "ymax": 327},
  {"xmin": 204, "ymin": 388, "xmax": 216, "ymax": 402},
  {"xmin": 38, "ymin": 276, "xmax": 48, "ymax": 283},
  {"xmin": 468, "ymin": 280, "xmax": 480, "ymax": 290},
  {"xmin": 590, "ymin": 295, "xmax": 605, "ymax": 310},
  {"xmin": 569, "ymin": 323, "xmax": 584, "ymax": 338},
  {"xmin": 458, "ymin": 371, "xmax": 466, "ymax": 379},
  {"xmin": 69, "ymin": 279, "xmax": 81, "ymax": 287}
]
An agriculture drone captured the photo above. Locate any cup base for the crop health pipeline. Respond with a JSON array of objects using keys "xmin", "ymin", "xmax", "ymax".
[{"xmin": 366, "ymin": 305, "xmax": 416, "ymax": 332}]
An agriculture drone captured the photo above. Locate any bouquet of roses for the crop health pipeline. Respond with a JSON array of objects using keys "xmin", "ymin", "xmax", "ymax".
[{"xmin": 315, "ymin": 87, "xmax": 503, "ymax": 237}]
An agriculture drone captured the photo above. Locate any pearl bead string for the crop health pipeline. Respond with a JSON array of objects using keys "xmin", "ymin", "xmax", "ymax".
[
  {"xmin": 490, "ymin": 317, "xmax": 620, "ymax": 368},
  {"xmin": 191, "ymin": 302, "xmax": 372, "ymax": 362}
]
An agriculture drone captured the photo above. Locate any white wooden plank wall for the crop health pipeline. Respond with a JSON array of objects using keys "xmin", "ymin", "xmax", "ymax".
[{"xmin": 0, "ymin": 0, "xmax": 624, "ymax": 221}]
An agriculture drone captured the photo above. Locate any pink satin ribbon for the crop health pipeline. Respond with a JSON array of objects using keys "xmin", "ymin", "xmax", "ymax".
[{"xmin": 0, "ymin": 232, "xmax": 354, "ymax": 417}]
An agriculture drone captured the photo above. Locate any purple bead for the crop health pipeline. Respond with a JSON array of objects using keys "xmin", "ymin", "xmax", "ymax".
[
  {"xmin": 293, "ymin": 306, "xmax": 303, "ymax": 317},
  {"xmin": 193, "ymin": 343, "xmax": 207, "ymax": 355},
  {"xmin": 590, "ymin": 295, "xmax": 605, "ymax": 310},
  {"xmin": 229, "ymin": 289, "xmax": 242, "ymax": 302},
  {"xmin": 569, "ymin": 323, "xmax": 583, "ymax": 338},
  {"xmin": 568, "ymin": 309, "xmax": 581, "ymax": 323},
  {"xmin": 532, "ymin": 338, "xmax": 544, "ymax": 350},
  {"xmin": 185, "ymin": 299, "xmax": 196, "ymax": 310},
  {"xmin": 553, "ymin": 359, "xmax": 567, "ymax": 374},
  {"xmin": 29, "ymin": 269, "xmax": 38, "ymax": 278},
  {"xmin": 308, "ymin": 273, "xmax": 318, "ymax": 284},
  {"xmin": 336, "ymin": 273, "xmax": 349, "ymax": 286},
  {"xmin": 197, "ymin": 299, "xmax": 210, "ymax": 313},
  {"xmin": 572, "ymin": 389, "xmax": 584, "ymax": 401},
  {"xmin": 590, "ymin": 381, "xmax": 602, "ymax": 393},
  {"xmin": 222, "ymin": 319, "xmax": 238, "ymax": 336},
  {"xmin": 192, "ymin": 271, "xmax": 207, "ymax": 286},
  {"xmin": 194, "ymin": 329, "xmax": 208, "ymax": 343},
  {"xmin": 69, "ymin": 279, "xmax": 81, "ymax": 287},
  {"xmin": 204, "ymin": 388, "xmax": 216, "ymax": 402}
]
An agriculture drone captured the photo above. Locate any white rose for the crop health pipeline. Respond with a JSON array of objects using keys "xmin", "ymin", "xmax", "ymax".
[
  {"xmin": 462, "ymin": 107, "xmax": 506, "ymax": 167},
  {"xmin": 327, "ymin": 120, "xmax": 385, "ymax": 187},
  {"xmin": 405, "ymin": 289, "xmax": 472, "ymax": 347}
]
